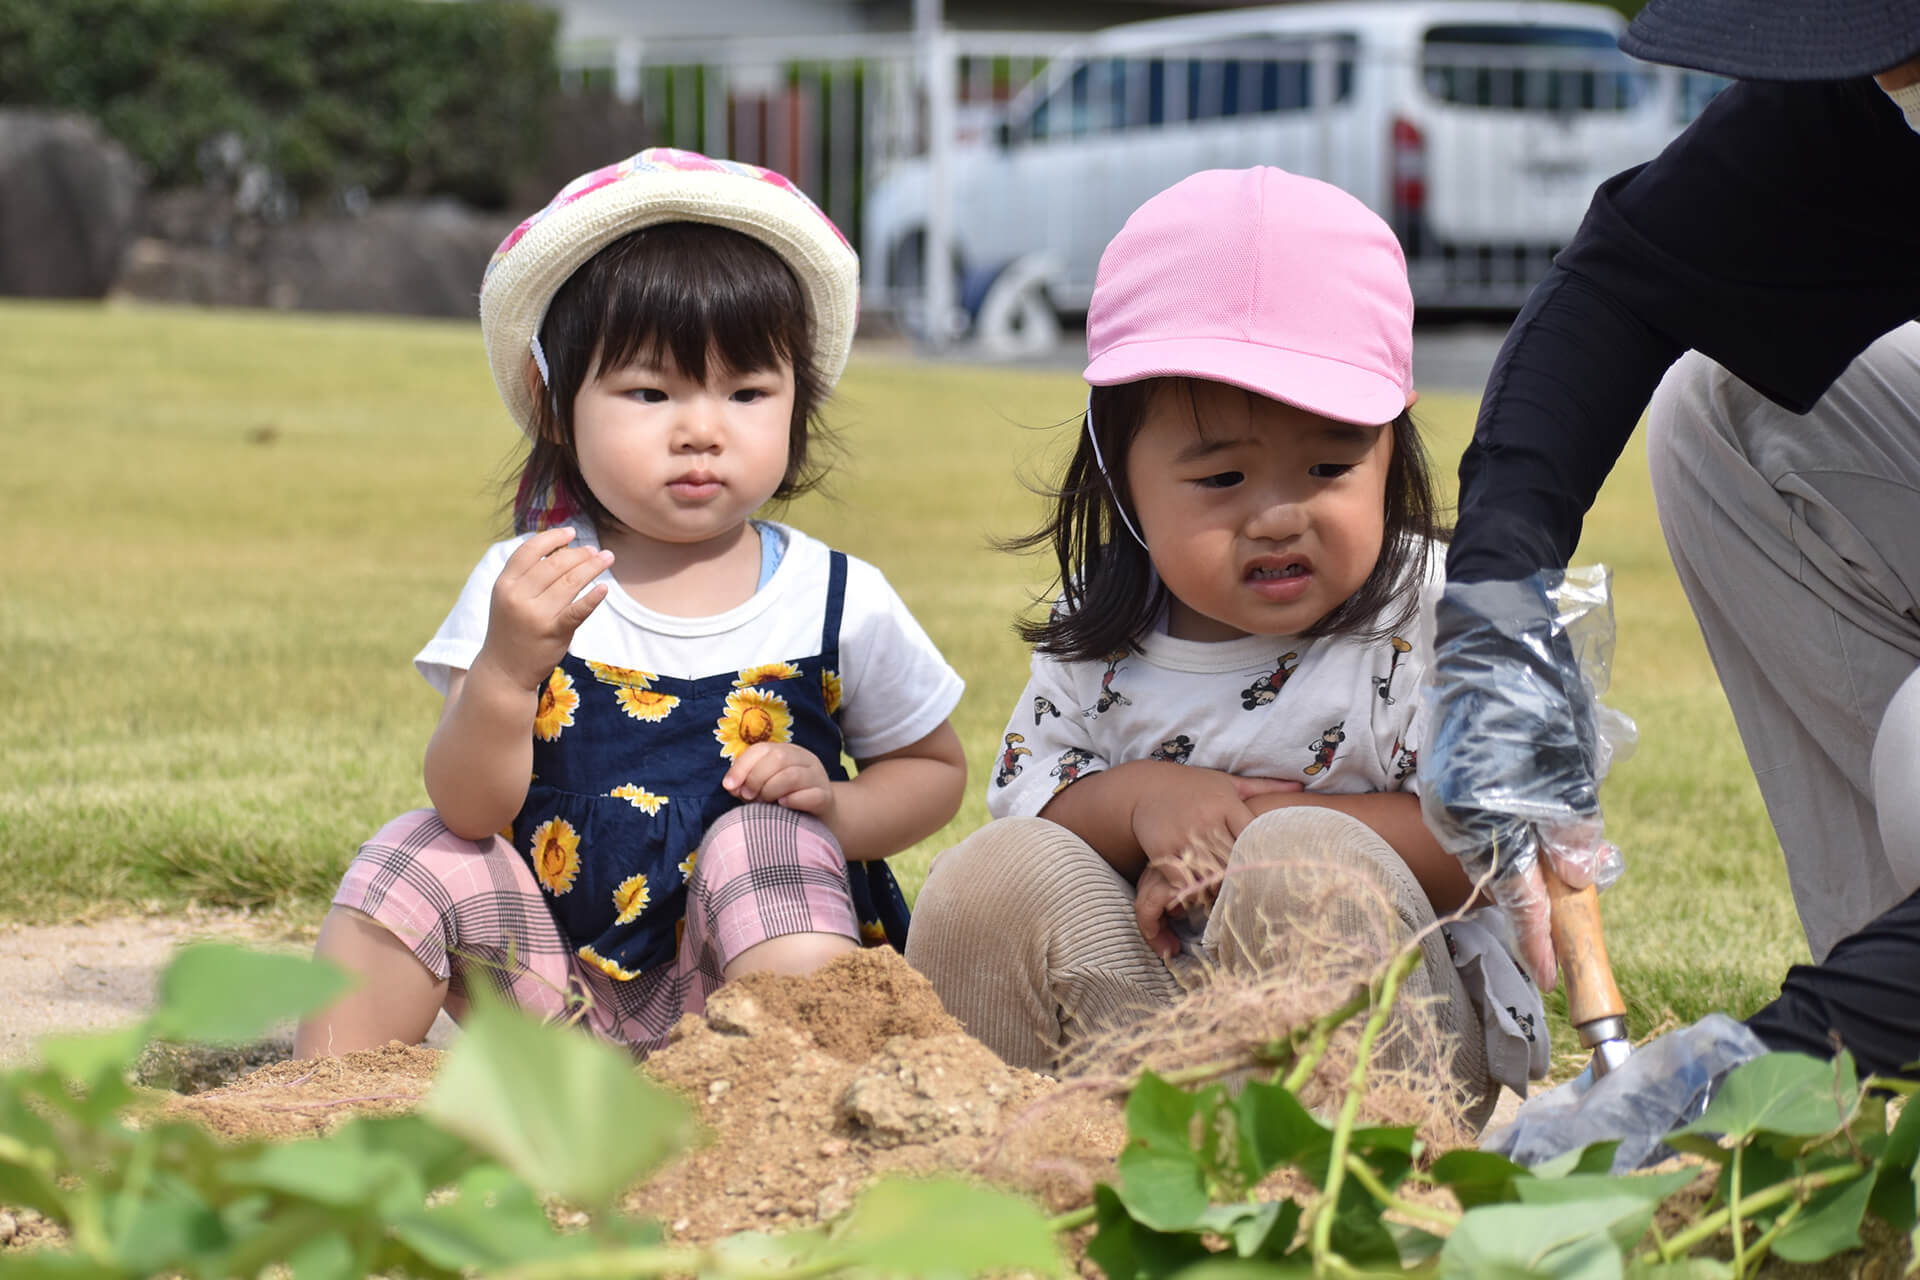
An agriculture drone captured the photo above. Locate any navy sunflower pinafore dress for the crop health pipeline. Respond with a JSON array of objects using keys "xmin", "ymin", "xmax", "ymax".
[{"xmin": 509, "ymin": 551, "xmax": 910, "ymax": 980}]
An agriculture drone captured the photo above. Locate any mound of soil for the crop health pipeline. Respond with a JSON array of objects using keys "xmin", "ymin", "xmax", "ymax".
[
  {"xmin": 160, "ymin": 948, "xmax": 1127, "ymax": 1247},
  {"xmin": 629, "ymin": 948, "xmax": 1128, "ymax": 1241}
]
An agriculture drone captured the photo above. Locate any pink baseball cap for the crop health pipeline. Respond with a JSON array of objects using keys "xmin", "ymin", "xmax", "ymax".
[{"xmin": 1083, "ymin": 167, "xmax": 1413, "ymax": 426}]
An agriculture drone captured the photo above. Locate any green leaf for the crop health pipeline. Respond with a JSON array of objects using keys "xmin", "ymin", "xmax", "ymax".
[
  {"xmin": 1440, "ymin": 1197, "xmax": 1653, "ymax": 1279},
  {"xmin": 224, "ymin": 1133, "xmax": 424, "ymax": 1211},
  {"xmin": 1430, "ymin": 1148, "xmax": 1531, "ymax": 1208},
  {"xmin": 1625, "ymin": 1259, "xmax": 1733, "ymax": 1278},
  {"xmin": 35, "ymin": 1025, "xmax": 150, "ymax": 1087},
  {"xmin": 149, "ymin": 944, "xmax": 350, "ymax": 1045},
  {"xmin": 348, "ymin": 1113, "xmax": 481, "ymax": 1190},
  {"xmin": 1232, "ymin": 1079, "xmax": 1328, "ymax": 1183},
  {"xmin": 1328, "ymin": 1190, "xmax": 1405, "ymax": 1270},
  {"xmin": 1087, "ymin": 1183, "xmax": 1211, "ymax": 1280},
  {"xmin": 1514, "ymin": 1168, "xmax": 1700, "ymax": 1214},
  {"xmin": 1675, "ymin": 1052, "xmax": 1859, "ymax": 1143},
  {"xmin": 831, "ymin": 1176, "xmax": 1061, "ymax": 1277},
  {"xmin": 103, "ymin": 1173, "xmax": 227, "ymax": 1272},
  {"xmin": 1661, "ymin": 1133, "xmax": 1732, "ymax": 1165},
  {"xmin": 1512, "ymin": 1169, "xmax": 1698, "ymax": 1258},
  {"xmin": 421, "ymin": 994, "xmax": 695, "ymax": 1209},
  {"xmin": 1870, "ymin": 1081, "xmax": 1920, "ymax": 1230},
  {"xmin": 1770, "ymin": 1169, "xmax": 1875, "ymax": 1263},
  {"xmin": 1165, "ymin": 1260, "xmax": 1313, "ymax": 1280},
  {"xmin": 1388, "ymin": 1221, "xmax": 1448, "ymax": 1266},
  {"xmin": 1192, "ymin": 1200, "xmax": 1298, "ymax": 1257},
  {"xmin": 1117, "ymin": 1073, "xmax": 1210, "ymax": 1230},
  {"xmin": 1570, "ymin": 1142, "xmax": 1627, "ymax": 1175},
  {"xmin": 0, "ymin": 1255, "xmax": 127, "ymax": 1278},
  {"xmin": 1714, "ymin": 1145, "xmax": 1793, "ymax": 1226},
  {"xmin": 387, "ymin": 1166, "xmax": 600, "ymax": 1271},
  {"xmin": 286, "ymin": 1231, "xmax": 358, "ymax": 1280}
]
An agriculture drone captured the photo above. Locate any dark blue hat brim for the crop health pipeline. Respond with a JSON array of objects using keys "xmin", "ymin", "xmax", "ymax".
[{"xmin": 1622, "ymin": 0, "xmax": 1920, "ymax": 81}]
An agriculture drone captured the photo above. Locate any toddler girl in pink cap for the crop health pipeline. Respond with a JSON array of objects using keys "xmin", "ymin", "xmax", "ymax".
[{"xmin": 906, "ymin": 167, "xmax": 1543, "ymax": 1132}]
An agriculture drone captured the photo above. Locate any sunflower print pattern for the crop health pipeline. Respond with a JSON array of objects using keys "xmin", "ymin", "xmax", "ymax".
[
  {"xmin": 586, "ymin": 660, "xmax": 657, "ymax": 689},
  {"xmin": 821, "ymin": 668, "xmax": 842, "ymax": 716},
  {"xmin": 735, "ymin": 661, "xmax": 802, "ymax": 688},
  {"xmin": 529, "ymin": 816, "xmax": 581, "ymax": 895},
  {"xmin": 615, "ymin": 687, "xmax": 680, "ymax": 722},
  {"xmin": 678, "ymin": 850, "xmax": 698, "ymax": 879},
  {"xmin": 533, "ymin": 669, "xmax": 579, "ymax": 742},
  {"xmin": 714, "ymin": 687, "xmax": 795, "ymax": 759},
  {"xmin": 577, "ymin": 943, "xmax": 640, "ymax": 981},
  {"xmin": 608, "ymin": 784, "xmax": 668, "ymax": 815},
  {"xmin": 612, "ymin": 872, "xmax": 651, "ymax": 924}
]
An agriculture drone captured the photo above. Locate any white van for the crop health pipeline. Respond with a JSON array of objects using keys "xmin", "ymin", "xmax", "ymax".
[{"xmin": 864, "ymin": 0, "xmax": 1699, "ymax": 322}]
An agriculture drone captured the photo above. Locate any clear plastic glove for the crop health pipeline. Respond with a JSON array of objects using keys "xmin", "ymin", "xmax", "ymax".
[
  {"xmin": 1479, "ymin": 1013, "xmax": 1768, "ymax": 1172},
  {"xmin": 1419, "ymin": 567, "xmax": 1636, "ymax": 988}
]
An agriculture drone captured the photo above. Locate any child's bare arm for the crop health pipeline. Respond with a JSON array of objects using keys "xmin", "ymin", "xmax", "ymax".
[
  {"xmin": 423, "ymin": 665, "xmax": 540, "ymax": 841},
  {"xmin": 1243, "ymin": 789, "xmax": 1473, "ymax": 913},
  {"xmin": 1040, "ymin": 761, "xmax": 1293, "ymax": 882},
  {"xmin": 725, "ymin": 722, "xmax": 968, "ymax": 861},
  {"xmin": 424, "ymin": 528, "xmax": 611, "ymax": 841}
]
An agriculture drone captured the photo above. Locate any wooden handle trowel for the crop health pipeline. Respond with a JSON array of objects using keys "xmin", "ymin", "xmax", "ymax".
[{"xmin": 1546, "ymin": 865, "xmax": 1632, "ymax": 1079}]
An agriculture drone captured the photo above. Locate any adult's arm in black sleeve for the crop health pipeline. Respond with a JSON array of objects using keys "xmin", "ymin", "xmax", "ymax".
[
  {"xmin": 1447, "ymin": 77, "xmax": 1920, "ymax": 585},
  {"xmin": 1446, "ymin": 260, "xmax": 1680, "ymax": 583}
]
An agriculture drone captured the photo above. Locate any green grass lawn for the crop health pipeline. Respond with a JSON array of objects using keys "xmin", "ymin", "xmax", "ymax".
[{"xmin": 0, "ymin": 299, "xmax": 1807, "ymax": 1050}]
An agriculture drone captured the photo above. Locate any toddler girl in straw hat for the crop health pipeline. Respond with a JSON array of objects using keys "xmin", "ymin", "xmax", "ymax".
[
  {"xmin": 906, "ymin": 167, "xmax": 1543, "ymax": 1131},
  {"xmin": 296, "ymin": 149, "xmax": 966, "ymax": 1058}
]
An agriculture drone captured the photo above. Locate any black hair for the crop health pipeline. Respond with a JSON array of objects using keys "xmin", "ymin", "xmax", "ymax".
[
  {"xmin": 1007, "ymin": 377, "xmax": 1450, "ymax": 662},
  {"xmin": 511, "ymin": 221, "xmax": 834, "ymax": 532}
]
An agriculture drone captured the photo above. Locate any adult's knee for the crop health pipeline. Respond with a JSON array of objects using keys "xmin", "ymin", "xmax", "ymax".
[
  {"xmin": 1645, "ymin": 349, "xmax": 1728, "ymax": 510},
  {"xmin": 1872, "ymin": 667, "xmax": 1920, "ymax": 895}
]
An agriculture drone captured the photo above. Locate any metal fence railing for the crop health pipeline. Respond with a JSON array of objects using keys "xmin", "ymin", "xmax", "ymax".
[{"xmin": 557, "ymin": 30, "xmax": 1725, "ymax": 346}]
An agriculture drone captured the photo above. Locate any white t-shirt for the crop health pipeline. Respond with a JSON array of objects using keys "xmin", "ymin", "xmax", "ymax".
[
  {"xmin": 988, "ymin": 548, "xmax": 1441, "ymax": 819},
  {"xmin": 415, "ymin": 521, "xmax": 964, "ymax": 761}
]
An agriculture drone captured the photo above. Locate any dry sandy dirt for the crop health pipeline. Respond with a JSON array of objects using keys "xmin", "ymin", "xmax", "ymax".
[{"xmin": 0, "ymin": 911, "xmax": 1524, "ymax": 1263}]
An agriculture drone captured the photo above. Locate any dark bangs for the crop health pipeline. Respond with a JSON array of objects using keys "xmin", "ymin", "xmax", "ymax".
[
  {"xmin": 1009, "ymin": 377, "xmax": 1451, "ymax": 663},
  {"xmin": 513, "ymin": 221, "xmax": 833, "ymax": 533}
]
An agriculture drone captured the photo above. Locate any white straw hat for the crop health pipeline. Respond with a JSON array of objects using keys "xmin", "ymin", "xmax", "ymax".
[{"xmin": 479, "ymin": 147, "xmax": 860, "ymax": 437}]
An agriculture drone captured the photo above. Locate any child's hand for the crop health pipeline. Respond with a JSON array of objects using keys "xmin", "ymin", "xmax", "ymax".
[
  {"xmin": 724, "ymin": 742, "xmax": 837, "ymax": 824},
  {"xmin": 474, "ymin": 528, "xmax": 612, "ymax": 691},
  {"xmin": 1130, "ymin": 768, "xmax": 1304, "ymax": 903},
  {"xmin": 1134, "ymin": 862, "xmax": 1187, "ymax": 959}
]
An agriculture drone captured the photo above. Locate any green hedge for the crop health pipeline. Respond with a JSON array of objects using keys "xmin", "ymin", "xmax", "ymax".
[{"xmin": 0, "ymin": 0, "xmax": 557, "ymax": 208}]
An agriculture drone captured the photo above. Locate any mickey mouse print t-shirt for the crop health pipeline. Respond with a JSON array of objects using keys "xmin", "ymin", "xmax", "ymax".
[{"xmin": 987, "ymin": 550, "xmax": 1440, "ymax": 821}]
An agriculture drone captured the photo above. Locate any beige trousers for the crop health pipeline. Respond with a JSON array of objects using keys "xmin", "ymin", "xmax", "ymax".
[
  {"xmin": 1647, "ymin": 323, "xmax": 1920, "ymax": 960},
  {"xmin": 905, "ymin": 806, "xmax": 1496, "ymax": 1130}
]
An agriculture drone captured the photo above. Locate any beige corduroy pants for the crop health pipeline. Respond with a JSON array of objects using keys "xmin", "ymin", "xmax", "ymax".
[{"xmin": 904, "ymin": 806, "xmax": 1497, "ymax": 1130}]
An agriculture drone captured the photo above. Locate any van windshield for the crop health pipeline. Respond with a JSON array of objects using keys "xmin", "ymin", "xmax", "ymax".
[{"xmin": 1422, "ymin": 23, "xmax": 1650, "ymax": 112}]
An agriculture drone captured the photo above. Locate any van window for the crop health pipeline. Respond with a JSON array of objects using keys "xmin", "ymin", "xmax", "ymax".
[
  {"xmin": 1422, "ymin": 24, "xmax": 1650, "ymax": 112},
  {"xmin": 1025, "ymin": 36, "xmax": 1356, "ymax": 139}
]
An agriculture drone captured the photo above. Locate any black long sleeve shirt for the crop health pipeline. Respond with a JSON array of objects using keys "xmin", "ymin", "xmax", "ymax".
[
  {"xmin": 1444, "ymin": 76, "xmax": 1920, "ymax": 1074},
  {"xmin": 1448, "ymin": 76, "xmax": 1920, "ymax": 585}
]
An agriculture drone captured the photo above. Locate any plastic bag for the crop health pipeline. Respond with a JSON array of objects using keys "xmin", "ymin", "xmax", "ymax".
[
  {"xmin": 1480, "ymin": 1013, "xmax": 1768, "ymax": 1172},
  {"xmin": 1419, "ymin": 565, "xmax": 1637, "ymax": 891}
]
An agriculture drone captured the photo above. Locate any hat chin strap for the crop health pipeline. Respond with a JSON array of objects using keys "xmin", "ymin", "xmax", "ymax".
[
  {"xmin": 530, "ymin": 334, "xmax": 562, "ymax": 421},
  {"xmin": 531, "ymin": 334, "xmax": 552, "ymax": 387},
  {"xmin": 1085, "ymin": 391, "xmax": 1151, "ymax": 551}
]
